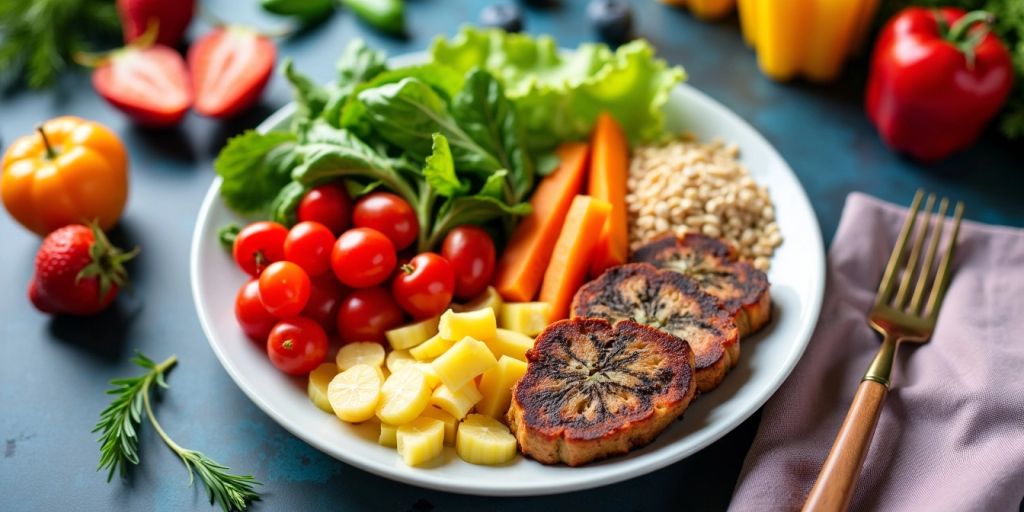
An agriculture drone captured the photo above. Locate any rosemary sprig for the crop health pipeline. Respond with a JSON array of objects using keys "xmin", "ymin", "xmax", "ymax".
[{"xmin": 94, "ymin": 353, "xmax": 262, "ymax": 511}]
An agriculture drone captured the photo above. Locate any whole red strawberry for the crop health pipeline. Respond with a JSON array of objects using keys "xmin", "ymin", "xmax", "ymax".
[
  {"xmin": 28, "ymin": 224, "xmax": 139, "ymax": 315},
  {"xmin": 118, "ymin": 0, "xmax": 195, "ymax": 47}
]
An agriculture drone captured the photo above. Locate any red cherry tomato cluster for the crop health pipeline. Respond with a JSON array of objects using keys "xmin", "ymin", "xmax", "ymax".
[{"xmin": 230, "ymin": 187, "xmax": 498, "ymax": 376}]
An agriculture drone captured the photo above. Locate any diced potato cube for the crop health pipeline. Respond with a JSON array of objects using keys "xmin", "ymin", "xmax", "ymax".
[
  {"xmin": 327, "ymin": 364, "xmax": 382, "ymax": 423},
  {"xmin": 452, "ymin": 286, "xmax": 504, "ymax": 313},
  {"xmin": 415, "ymin": 362, "xmax": 441, "ymax": 389},
  {"xmin": 456, "ymin": 414, "xmax": 517, "ymax": 465},
  {"xmin": 307, "ymin": 363, "xmax": 338, "ymax": 413},
  {"xmin": 336, "ymin": 342, "xmax": 385, "ymax": 371},
  {"xmin": 432, "ymin": 337, "xmax": 498, "ymax": 391},
  {"xmin": 397, "ymin": 417, "xmax": 445, "ymax": 467},
  {"xmin": 379, "ymin": 423, "xmax": 398, "ymax": 447},
  {"xmin": 430, "ymin": 381, "xmax": 483, "ymax": 420},
  {"xmin": 376, "ymin": 366, "xmax": 431, "ymax": 425},
  {"xmin": 409, "ymin": 334, "xmax": 454, "ymax": 361},
  {"xmin": 420, "ymin": 406, "xmax": 457, "ymax": 445},
  {"xmin": 499, "ymin": 302, "xmax": 551, "ymax": 337},
  {"xmin": 484, "ymin": 329, "xmax": 535, "ymax": 361},
  {"xmin": 476, "ymin": 356, "xmax": 529, "ymax": 419},
  {"xmin": 385, "ymin": 316, "xmax": 440, "ymax": 350},
  {"xmin": 438, "ymin": 308, "xmax": 497, "ymax": 341},
  {"xmin": 386, "ymin": 350, "xmax": 415, "ymax": 373}
]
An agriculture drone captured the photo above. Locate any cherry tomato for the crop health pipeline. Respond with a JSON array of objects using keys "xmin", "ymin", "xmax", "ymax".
[
  {"xmin": 441, "ymin": 226, "xmax": 496, "ymax": 300},
  {"xmin": 266, "ymin": 317, "xmax": 328, "ymax": 375},
  {"xmin": 336, "ymin": 287, "xmax": 405, "ymax": 344},
  {"xmin": 302, "ymin": 276, "xmax": 345, "ymax": 333},
  {"xmin": 233, "ymin": 221, "xmax": 287, "ymax": 276},
  {"xmin": 392, "ymin": 252, "xmax": 455, "ymax": 319},
  {"xmin": 234, "ymin": 280, "xmax": 277, "ymax": 342},
  {"xmin": 258, "ymin": 261, "xmax": 311, "ymax": 317},
  {"xmin": 331, "ymin": 227, "xmax": 397, "ymax": 288},
  {"xmin": 284, "ymin": 221, "xmax": 334, "ymax": 276},
  {"xmin": 352, "ymin": 192, "xmax": 419, "ymax": 250},
  {"xmin": 297, "ymin": 183, "xmax": 352, "ymax": 235}
]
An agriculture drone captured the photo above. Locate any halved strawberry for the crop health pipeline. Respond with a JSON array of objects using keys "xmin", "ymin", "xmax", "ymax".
[
  {"xmin": 188, "ymin": 26, "xmax": 276, "ymax": 118},
  {"xmin": 91, "ymin": 44, "xmax": 193, "ymax": 126}
]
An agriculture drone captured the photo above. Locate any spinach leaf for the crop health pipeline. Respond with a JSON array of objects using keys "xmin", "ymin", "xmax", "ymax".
[
  {"xmin": 214, "ymin": 130, "xmax": 298, "ymax": 215},
  {"xmin": 282, "ymin": 58, "xmax": 330, "ymax": 128},
  {"xmin": 422, "ymin": 133, "xmax": 468, "ymax": 198},
  {"xmin": 427, "ymin": 195, "xmax": 531, "ymax": 249},
  {"xmin": 451, "ymin": 69, "xmax": 533, "ymax": 201},
  {"xmin": 269, "ymin": 181, "xmax": 308, "ymax": 225},
  {"xmin": 356, "ymin": 77, "xmax": 504, "ymax": 174},
  {"xmin": 336, "ymin": 38, "xmax": 387, "ymax": 87}
]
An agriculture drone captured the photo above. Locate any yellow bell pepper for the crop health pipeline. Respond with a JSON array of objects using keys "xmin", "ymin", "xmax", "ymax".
[
  {"xmin": 738, "ymin": 0, "xmax": 879, "ymax": 82},
  {"xmin": 661, "ymin": 0, "xmax": 735, "ymax": 21}
]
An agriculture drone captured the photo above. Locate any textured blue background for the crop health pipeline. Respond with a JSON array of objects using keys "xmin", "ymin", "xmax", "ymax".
[{"xmin": 1, "ymin": 1, "xmax": 1021, "ymax": 511}]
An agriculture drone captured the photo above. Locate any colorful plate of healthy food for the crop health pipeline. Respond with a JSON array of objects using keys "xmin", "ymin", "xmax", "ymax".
[{"xmin": 190, "ymin": 29, "xmax": 825, "ymax": 496}]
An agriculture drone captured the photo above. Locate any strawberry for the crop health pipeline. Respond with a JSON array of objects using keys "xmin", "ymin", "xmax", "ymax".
[
  {"xmin": 91, "ymin": 44, "xmax": 193, "ymax": 126},
  {"xmin": 118, "ymin": 0, "xmax": 195, "ymax": 47},
  {"xmin": 28, "ymin": 224, "xmax": 139, "ymax": 316},
  {"xmin": 188, "ymin": 26, "xmax": 276, "ymax": 118}
]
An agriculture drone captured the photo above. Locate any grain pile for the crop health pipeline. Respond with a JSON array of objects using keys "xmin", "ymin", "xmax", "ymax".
[{"xmin": 626, "ymin": 136, "xmax": 781, "ymax": 270}]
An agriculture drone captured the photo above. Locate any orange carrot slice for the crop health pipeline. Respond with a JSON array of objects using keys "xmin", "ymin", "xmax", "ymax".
[
  {"xmin": 587, "ymin": 112, "xmax": 630, "ymax": 277},
  {"xmin": 494, "ymin": 143, "xmax": 590, "ymax": 302},
  {"xmin": 539, "ymin": 195, "xmax": 612, "ymax": 321}
]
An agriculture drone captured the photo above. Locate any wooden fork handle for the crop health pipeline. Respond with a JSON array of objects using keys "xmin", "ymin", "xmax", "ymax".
[{"xmin": 802, "ymin": 380, "xmax": 888, "ymax": 512}]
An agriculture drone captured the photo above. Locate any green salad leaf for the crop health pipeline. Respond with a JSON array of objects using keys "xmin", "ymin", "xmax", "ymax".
[
  {"xmin": 214, "ymin": 130, "xmax": 298, "ymax": 215},
  {"xmin": 423, "ymin": 133, "xmax": 468, "ymax": 197},
  {"xmin": 430, "ymin": 27, "xmax": 685, "ymax": 148}
]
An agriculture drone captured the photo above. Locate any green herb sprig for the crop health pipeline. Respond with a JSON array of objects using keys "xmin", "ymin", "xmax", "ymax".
[{"xmin": 94, "ymin": 354, "xmax": 261, "ymax": 512}]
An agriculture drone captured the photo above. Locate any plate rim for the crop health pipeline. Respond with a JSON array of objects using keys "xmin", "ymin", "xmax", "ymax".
[{"xmin": 190, "ymin": 55, "xmax": 825, "ymax": 496}]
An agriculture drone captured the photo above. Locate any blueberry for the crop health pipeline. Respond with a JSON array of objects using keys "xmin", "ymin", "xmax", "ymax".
[
  {"xmin": 480, "ymin": 4, "xmax": 524, "ymax": 33},
  {"xmin": 587, "ymin": 0, "xmax": 633, "ymax": 44}
]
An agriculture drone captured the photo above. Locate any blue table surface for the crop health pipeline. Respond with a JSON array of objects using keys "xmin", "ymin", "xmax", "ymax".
[{"xmin": 2, "ymin": 1, "xmax": 1022, "ymax": 511}]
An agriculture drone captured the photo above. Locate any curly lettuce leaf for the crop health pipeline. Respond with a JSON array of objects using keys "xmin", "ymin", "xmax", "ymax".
[{"xmin": 430, "ymin": 27, "xmax": 685, "ymax": 148}]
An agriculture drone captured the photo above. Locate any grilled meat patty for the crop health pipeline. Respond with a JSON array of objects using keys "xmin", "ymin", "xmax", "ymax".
[
  {"xmin": 631, "ymin": 234, "xmax": 771, "ymax": 336},
  {"xmin": 571, "ymin": 263, "xmax": 740, "ymax": 392},
  {"xmin": 508, "ymin": 318, "xmax": 696, "ymax": 466}
]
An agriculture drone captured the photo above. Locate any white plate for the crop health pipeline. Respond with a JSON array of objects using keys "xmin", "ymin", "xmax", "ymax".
[{"xmin": 190, "ymin": 52, "xmax": 825, "ymax": 496}]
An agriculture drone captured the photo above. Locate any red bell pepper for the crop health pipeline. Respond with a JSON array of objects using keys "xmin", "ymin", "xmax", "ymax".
[{"xmin": 866, "ymin": 8, "xmax": 1013, "ymax": 162}]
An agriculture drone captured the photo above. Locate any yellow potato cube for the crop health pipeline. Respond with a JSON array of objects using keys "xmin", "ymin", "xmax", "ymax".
[
  {"xmin": 420, "ymin": 406, "xmax": 457, "ymax": 445},
  {"xmin": 456, "ymin": 414, "xmax": 518, "ymax": 465},
  {"xmin": 409, "ymin": 334, "xmax": 454, "ymax": 361},
  {"xmin": 438, "ymin": 308, "xmax": 497, "ymax": 341},
  {"xmin": 476, "ymin": 356, "xmax": 529, "ymax": 419},
  {"xmin": 452, "ymin": 286, "xmax": 504, "ymax": 313},
  {"xmin": 430, "ymin": 381, "xmax": 483, "ymax": 420},
  {"xmin": 397, "ymin": 417, "xmax": 445, "ymax": 467},
  {"xmin": 385, "ymin": 316, "xmax": 440, "ymax": 350},
  {"xmin": 307, "ymin": 363, "xmax": 338, "ymax": 413},
  {"xmin": 414, "ymin": 363, "xmax": 441, "ymax": 389},
  {"xmin": 432, "ymin": 337, "xmax": 498, "ymax": 391},
  {"xmin": 379, "ymin": 423, "xmax": 398, "ymax": 447},
  {"xmin": 336, "ymin": 342, "xmax": 385, "ymax": 371},
  {"xmin": 327, "ymin": 364, "xmax": 382, "ymax": 423},
  {"xmin": 375, "ymin": 366, "xmax": 431, "ymax": 425},
  {"xmin": 385, "ymin": 350, "xmax": 416, "ymax": 373},
  {"xmin": 499, "ymin": 302, "xmax": 551, "ymax": 337},
  {"xmin": 484, "ymin": 329, "xmax": 535, "ymax": 361}
]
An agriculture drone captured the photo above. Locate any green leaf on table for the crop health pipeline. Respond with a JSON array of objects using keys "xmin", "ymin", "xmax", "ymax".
[
  {"xmin": 214, "ymin": 130, "xmax": 298, "ymax": 215},
  {"xmin": 423, "ymin": 133, "xmax": 468, "ymax": 197}
]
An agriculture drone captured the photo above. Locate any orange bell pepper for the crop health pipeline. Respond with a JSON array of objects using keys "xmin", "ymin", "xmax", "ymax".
[{"xmin": 1, "ymin": 116, "xmax": 128, "ymax": 236}]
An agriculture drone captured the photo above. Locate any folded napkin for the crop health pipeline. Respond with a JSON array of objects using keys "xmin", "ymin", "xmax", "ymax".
[{"xmin": 729, "ymin": 192, "xmax": 1024, "ymax": 512}]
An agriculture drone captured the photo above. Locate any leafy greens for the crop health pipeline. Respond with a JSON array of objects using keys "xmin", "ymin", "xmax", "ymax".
[{"xmin": 215, "ymin": 30, "xmax": 683, "ymax": 251}]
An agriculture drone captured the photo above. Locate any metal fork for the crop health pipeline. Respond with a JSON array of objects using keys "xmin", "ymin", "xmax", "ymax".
[{"xmin": 802, "ymin": 190, "xmax": 964, "ymax": 512}]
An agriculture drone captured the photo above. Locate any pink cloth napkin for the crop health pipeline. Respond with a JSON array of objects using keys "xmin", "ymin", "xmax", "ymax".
[{"xmin": 729, "ymin": 192, "xmax": 1024, "ymax": 512}]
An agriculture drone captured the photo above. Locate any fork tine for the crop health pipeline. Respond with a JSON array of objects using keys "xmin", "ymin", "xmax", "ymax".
[
  {"xmin": 926, "ymin": 201, "xmax": 965, "ymax": 319},
  {"xmin": 893, "ymin": 193, "xmax": 935, "ymax": 309},
  {"xmin": 910, "ymin": 198, "xmax": 949, "ymax": 314},
  {"xmin": 876, "ymin": 190, "xmax": 924, "ymax": 307}
]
